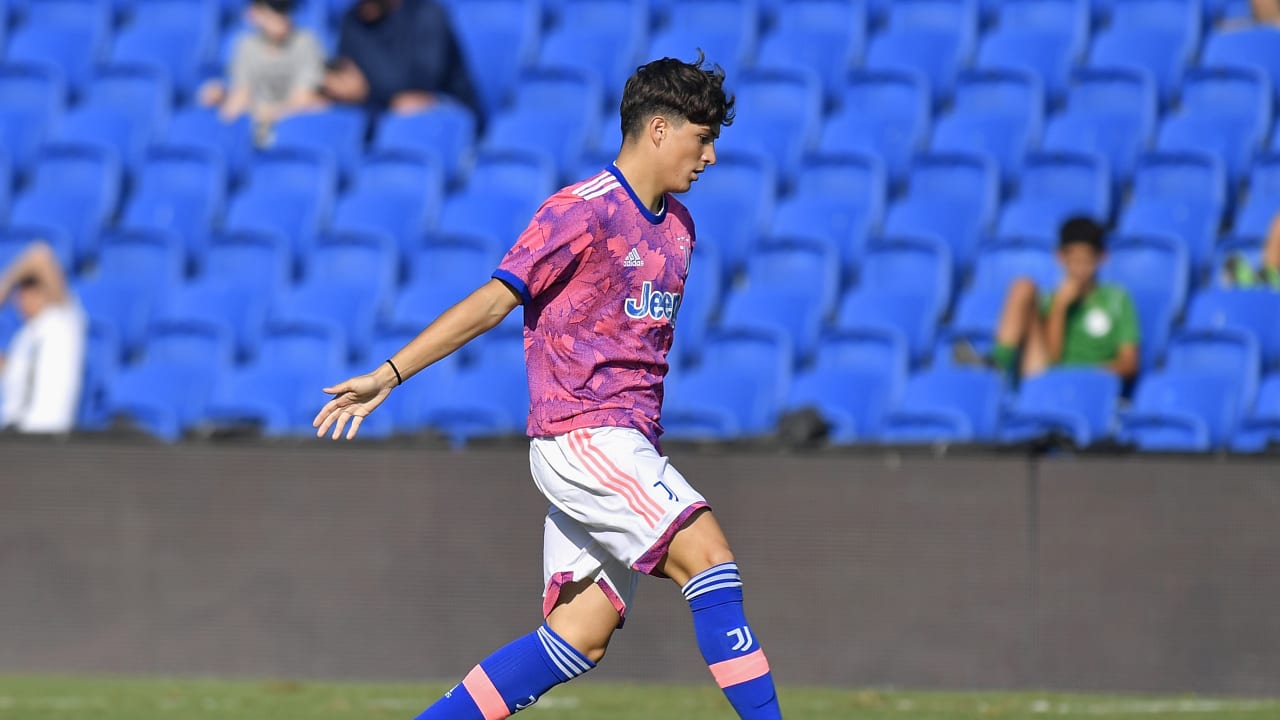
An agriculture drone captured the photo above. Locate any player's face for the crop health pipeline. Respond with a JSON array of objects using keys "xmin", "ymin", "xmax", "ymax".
[
  {"xmin": 1058, "ymin": 243, "xmax": 1102, "ymax": 284},
  {"xmin": 663, "ymin": 119, "xmax": 718, "ymax": 194},
  {"xmin": 14, "ymin": 285, "xmax": 47, "ymax": 321}
]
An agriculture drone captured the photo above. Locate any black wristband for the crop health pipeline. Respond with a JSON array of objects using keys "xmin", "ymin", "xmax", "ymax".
[{"xmin": 385, "ymin": 358, "xmax": 403, "ymax": 386}]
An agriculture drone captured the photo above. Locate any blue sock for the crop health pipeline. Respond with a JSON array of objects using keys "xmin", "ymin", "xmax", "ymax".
[
  {"xmin": 683, "ymin": 562, "xmax": 782, "ymax": 719},
  {"xmin": 414, "ymin": 624, "xmax": 594, "ymax": 719}
]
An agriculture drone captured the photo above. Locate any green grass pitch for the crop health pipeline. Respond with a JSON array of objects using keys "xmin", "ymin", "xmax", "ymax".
[{"xmin": 0, "ymin": 676, "xmax": 1277, "ymax": 719}]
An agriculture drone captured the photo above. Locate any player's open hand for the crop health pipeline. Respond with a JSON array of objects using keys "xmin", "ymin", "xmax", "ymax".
[{"xmin": 313, "ymin": 372, "xmax": 393, "ymax": 440}]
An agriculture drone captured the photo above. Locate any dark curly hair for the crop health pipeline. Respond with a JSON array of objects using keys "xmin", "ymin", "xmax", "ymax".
[{"xmin": 619, "ymin": 51, "xmax": 736, "ymax": 140}]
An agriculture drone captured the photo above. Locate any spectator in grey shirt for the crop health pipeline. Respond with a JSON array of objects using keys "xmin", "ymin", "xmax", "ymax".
[{"xmin": 201, "ymin": 0, "xmax": 324, "ymax": 141}]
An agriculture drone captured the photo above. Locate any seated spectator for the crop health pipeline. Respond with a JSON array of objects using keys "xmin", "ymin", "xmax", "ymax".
[
  {"xmin": 1222, "ymin": 211, "xmax": 1280, "ymax": 289},
  {"xmin": 200, "ymin": 0, "xmax": 325, "ymax": 142},
  {"xmin": 321, "ymin": 0, "xmax": 482, "ymax": 119},
  {"xmin": 0, "ymin": 242, "xmax": 86, "ymax": 434},
  {"xmin": 979, "ymin": 218, "xmax": 1140, "ymax": 383},
  {"xmin": 1220, "ymin": 0, "xmax": 1280, "ymax": 27}
]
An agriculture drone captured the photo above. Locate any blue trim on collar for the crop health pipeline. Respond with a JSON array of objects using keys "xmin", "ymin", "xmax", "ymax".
[{"xmin": 607, "ymin": 163, "xmax": 665, "ymax": 225}]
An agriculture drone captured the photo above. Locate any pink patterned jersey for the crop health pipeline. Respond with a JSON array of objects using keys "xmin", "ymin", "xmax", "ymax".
[{"xmin": 493, "ymin": 165, "xmax": 696, "ymax": 444}]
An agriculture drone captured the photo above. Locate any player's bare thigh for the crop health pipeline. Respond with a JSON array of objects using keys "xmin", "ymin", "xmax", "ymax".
[
  {"xmin": 545, "ymin": 579, "xmax": 621, "ymax": 663},
  {"xmin": 655, "ymin": 508, "xmax": 735, "ymax": 587}
]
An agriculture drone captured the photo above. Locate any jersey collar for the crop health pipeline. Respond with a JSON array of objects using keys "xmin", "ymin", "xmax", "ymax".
[{"xmin": 608, "ymin": 163, "xmax": 666, "ymax": 225}]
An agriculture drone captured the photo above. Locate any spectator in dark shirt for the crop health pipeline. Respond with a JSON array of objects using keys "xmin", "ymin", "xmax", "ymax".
[{"xmin": 321, "ymin": 0, "xmax": 482, "ymax": 119}]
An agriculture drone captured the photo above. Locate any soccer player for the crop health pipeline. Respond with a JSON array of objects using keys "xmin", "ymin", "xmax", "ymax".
[
  {"xmin": 312, "ymin": 55, "xmax": 783, "ymax": 720},
  {"xmin": 985, "ymin": 217, "xmax": 1140, "ymax": 383}
]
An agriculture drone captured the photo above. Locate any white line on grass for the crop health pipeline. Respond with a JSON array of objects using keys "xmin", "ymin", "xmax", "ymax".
[{"xmin": 1030, "ymin": 699, "xmax": 1278, "ymax": 715}]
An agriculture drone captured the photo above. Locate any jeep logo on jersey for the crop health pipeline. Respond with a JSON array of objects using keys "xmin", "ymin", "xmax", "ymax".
[{"xmin": 625, "ymin": 281, "xmax": 681, "ymax": 322}]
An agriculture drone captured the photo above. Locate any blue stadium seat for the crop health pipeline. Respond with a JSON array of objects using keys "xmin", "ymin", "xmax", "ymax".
[
  {"xmin": 719, "ymin": 237, "xmax": 837, "ymax": 362},
  {"xmin": 677, "ymin": 152, "xmax": 777, "ymax": 278},
  {"xmin": 408, "ymin": 233, "xmax": 502, "ymax": 286},
  {"xmin": 879, "ymin": 366, "xmax": 1003, "ymax": 443},
  {"xmin": 668, "ymin": 240, "xmax": 721, "ymax": 365},
  {"xmin": 771, "ymin": 152, "xmax": 884, "ymax": 278},
  {"xmin": 359, "ymin": 326, "xmax": 462, "ymax": 436},
  {"xmin": 271, "ymin": 106, "xmax": 368, "ymax": 181},
  {"xmin": 1100, "ymin": 231, "xmax": 1189, "ymax": 324},
  {"xmin": 977, "ymin": 0, "xmax": 1087, "ymax": 103},
  {"xmin": 5, "ymin": 1, "xmax": 108, "ymax": 96},
  {"xmin": 415, "ymin": 336, "xmax": 529, "ymax": 446},
  {"xmin": 75, "ymin": 275, "xmax": 151, "ymax": 355},
  {"xmin": 332, "ymin": 187, "xmax": 433, "ymax": 270},
  {"xmin": 10, "ymin": 142, "xmax": 120, "ymax": 266},
  {"xmin": 269, "ymin": 282, "xmax": 376, "ymax": 365},
  {"xmin": 1155, "ymin": 67, "xmax": 1271, "ymax": 184},
  {"xmin": 109, "ymin": 0, "xmax": 216, "ymax": 102},
  {"xmin": 1231, "ymin": 373, "xmax": 1280, "ymax": 453},
  {"xmin": 835, "ymin": 287, "xmax": 937, "ymax": 366},
  {"xmin": 1119, "ymin": 151, "xmax": 1226, "ymax": 273},
  {"xmin": 199, "ymin": 229, "xmax": 291, "ymax": 296},
  {"xmin": 995, "ymin": 151, "xmax": 1111, "ymax": 243},
  {"xmin": 822, "ymin": 69, "xmax": 930, "ymax": 185},
  {"xmin": 482, "ymin": 67, "xmax": 603, "ymax": 178},
  {"xmin": 882, "ymin": 152, "xmax": 998, "ymax": 273},
  {"xmin": 257, "ymin": 319, "xmax": 346, "ymax": 374},
  {"xmin": 77, "ymin": 314, "xmax": 120, "ymax": 429},
  {"xmin": 856, "ymin": 234, "xmax": 953, "ymax": 322},
  {"xmin": 755, "ymin": 0, "xmax": 865, "ymax": 105},
  {"xmin": 373, "ymin": 100, "xmax": 479, "ymax": 186},
  {"xmin": 969, "ymin": 237, "xmax": 1061, "ymax": 296},
  {"xmin": 95, "ymin": 227, "xmax": 183, "ymax": 294},
  {"xmin": 450, "ymin": 0, "xmax": 541, "ymax": 117},
  {"xmin": 866, "ymin": 0, "xmax": 978, "ymax": 102},
  {"xmin": 438, "ymin": 149, "xmax": 556, "ymax": 243},
  {"xmin": 1202, "ymin": 27, "xmax": 1280, "ymax": 106},
  {"xmin": 1126, "ymin": 286, "xmax": 1176, "ymax": 371},
  {"xmin": 930, "ymin": 68, "xmax": 1044, "ymax": 184},
  {"xmin": 647, "ymin": 0, "xmax": 759, "ymax": 89},
  {"xmin": 121, "ymin": 145, "xmax": 226, "ymax": 266},
  {"xmin": 0, "ymin": 227, "xmax": 72, "ymax": 275},
  {"xmin": 1185, "ymin": 289, "xmax": 1280, "ymax": 371},
  {"xmin": 936, "ymin": 285, "xmax": 1005, "ymax": 364},
  {"xmin": 1089, "ymin": 0, "xmax": 1198, "ymax": 105},
  {"xmin": 998, "ymin": 367, "xmax": 1120, "ymax": 447},
  {"xmin": 201, "ymin": 360, "xmax": 329, "ymax": 437},
  {"xmin": 1166, "ymin": 327, "xmax": 1261, "ymax": 415},
  {"xmin": 0, "ymin": 149, "xmax": 10, "ymax": 220},
  {"xmin": 664, "ymin": 328, "xmax": 792, "ymax": 439},
  {"xmin": 1120, "ymin": 370, "xmax": 1239, "ymax": 451},
  {"xmin": 227, "ymin": 147, "xmax": 337, "ymax": 261},
  {"xmin": 54, "ymin": 64, "xmax": 171, "ymax": 172},
  {"xmin": 163, "ymin": 106, "xmax": 253, "ymax": 184},
  {"xmin": 104, "ymin": 319, "xmax": 234, "ymax": 439},
  {"xmin": 304, "ymin": 231, "xmax": 398, "ymax": 310},
  {"xmin": 1233, "ymin": 153, "xmax": 1280, "ymax": 239},
  {"xmin": 535, "ymin": 0, "xmax": 646, "ymax": 109},
  {"xmin": 721, "ymin": 67, "xmax": 822, "ymax": 187},
  {"xmin": 1042, "ymin": 68, "xmax": 1157, "ymax": 183},
  {"xmin": 0, "ymin": 62, "xmax": 64, "ymax": 176},
  {"xmin": 151, "ymin": 278, "xmax": 269, "ymax": 362},
  {"xmin": 785, "ymin": 327, "xmax": 909, "ymax": 442}
]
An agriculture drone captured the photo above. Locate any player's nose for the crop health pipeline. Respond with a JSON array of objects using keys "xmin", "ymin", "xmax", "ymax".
[{"xmin": 702, "ymin": 143, "xmax": 717, "ymax": 166}]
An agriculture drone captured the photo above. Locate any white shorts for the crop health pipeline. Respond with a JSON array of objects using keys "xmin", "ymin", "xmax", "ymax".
[{"xmin": 530, "ymin": 426, "xmax": 708, "ymax": 626}]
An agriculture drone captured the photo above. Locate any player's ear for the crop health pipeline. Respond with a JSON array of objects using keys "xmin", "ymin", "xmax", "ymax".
[{"xmin": 649, "ymin": 115, "xmax": 669, "ymax": 147}]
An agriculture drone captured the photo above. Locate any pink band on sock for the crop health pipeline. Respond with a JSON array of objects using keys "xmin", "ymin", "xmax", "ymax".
[
  {"xmin": 462, "ymin": 665, "xmax": 509, "ymax": 720},
  {"xmin": 708, "ymin": 649, "xmax": 771, "ymax": 688}
]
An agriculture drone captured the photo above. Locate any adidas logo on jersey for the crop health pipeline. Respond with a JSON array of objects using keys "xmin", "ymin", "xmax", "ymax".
[{"xmin": 623, "ymin": 248, "xmax": 645, "ymax": 267}]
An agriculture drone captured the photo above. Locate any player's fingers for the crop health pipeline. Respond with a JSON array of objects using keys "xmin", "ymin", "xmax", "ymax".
[
  {"xmin": 313, "ymin": 398, "xmax": 341, "ymax": 428},
  {"xmin": 331, "ymin": 411, "xmax": 350, "ymax": 440},
  {"xmin": 346, "ymin": 414, "xmax": 364, "ymax": 440},
  {"xmin": 315, "ymin": 409, "xmax": 338, "ymax": 438}
]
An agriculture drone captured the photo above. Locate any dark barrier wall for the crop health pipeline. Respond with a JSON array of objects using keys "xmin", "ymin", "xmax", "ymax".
[{"xmin": 2, "ymin": 440, "xmax": 1277, "ymax": 695}]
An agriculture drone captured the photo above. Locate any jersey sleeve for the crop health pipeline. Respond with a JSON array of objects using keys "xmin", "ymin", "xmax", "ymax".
[
  {"xmin": 493, "ymin": 198, "xmax": 596, "ymax": 305},
  {"xmin": 1115, "ymin": 287, "xmax": 1141, "ymax": 345}
]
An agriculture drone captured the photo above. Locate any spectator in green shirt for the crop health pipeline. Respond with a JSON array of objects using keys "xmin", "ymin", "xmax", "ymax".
[
  {"xmin": 989, "ymin": 217, "xmax": 1141, "ymax": 383},
  {"xmin": 1222, "ymin": 211, "xmax": 1280, "ymax": 289}
]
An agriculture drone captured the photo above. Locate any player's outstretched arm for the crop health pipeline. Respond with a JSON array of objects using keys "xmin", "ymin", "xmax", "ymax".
[{"xmin": 313, "ymin": 278, "xmax": 521, "ymax": 440}]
